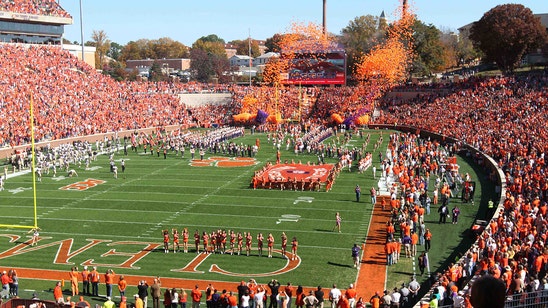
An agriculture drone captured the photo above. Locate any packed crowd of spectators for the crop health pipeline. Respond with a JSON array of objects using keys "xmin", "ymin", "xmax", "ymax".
[
  {"xmin": 0, "ymin": 44, "xmax": 240, "ymax": 148},
  {"xmin": 230, "ymin": 85, "xmax": 318, "ymax": 121},
  {"xmin": 0, "ymin": 43, "xmax": 379, "ymax": 149},
  {"xmin": 311, "ymin": 86, "xmax": 377, "ymax": 122},
  {"xmin": 0, "ymin": 0, "xmax": 71, "ymax": 18},
  {"xmin": 377, "ymin": 73, "xmax": 548, "ymax": 305}
]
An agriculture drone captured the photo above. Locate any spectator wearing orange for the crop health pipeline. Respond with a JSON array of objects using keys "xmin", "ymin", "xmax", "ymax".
[
  {"xmin": 54, "ymin": 281, "xmax": 64, "ymax": 304},
  {"xmin": 411, "ymin": 231, "xmax": 419, "ymax": 257},
  {"xmin": 369, "ymin": 292, "xmax": 380, "ymax": 308},
  {"xmin": 69, "ymin": 266, "xmax": 79, "ymax": 296},
  {"xmin": 227, "ymin": 291, "xmax": 238, "ymax": 308},
  {"xmin": 119, "ymin": 296, "xmax": 127, "ymax": 308},
  {"xmin": 336, "ymin": 295, "xmax": 349, "ymax": 308},
  {"xmin": 191, "ymin": 285, "xmax": 202, "ymax": 308},
  {"xmin": 118, "ymin": 275, "xmax": 127, "ymax": 298},
  {"xmin": 81, "ymin": 266, "xmax": 90, "ymax": 295},
  {"xmin": 344, "ymin": 285, "xmax": 356, "ymax": 308},
  {"xmin": 180, "ymin": 288, "xmax": 188, "ymax": 308},
  {"xmin": 90, "ymin": 266, "xmax": 100, "ymax": 297},
  {"xmin": 104, "ymin": 269, "xmax": 116, "ymax": 298},
  {"xmin": 424, "ymin": 229, "xmax": 432, "ymax": 252}
]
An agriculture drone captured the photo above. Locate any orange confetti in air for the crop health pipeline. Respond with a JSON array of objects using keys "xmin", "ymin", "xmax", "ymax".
[
  {"xmin": 263, "ymin": 22, "xmax": 339, "ymax": 86},
  {"xmin": 355, "ymin": 0, "xmax": 415, "ymax": 88},
  {"xmin": 241, "ymin": 95, "xmax": 258, "ymax": 113}
]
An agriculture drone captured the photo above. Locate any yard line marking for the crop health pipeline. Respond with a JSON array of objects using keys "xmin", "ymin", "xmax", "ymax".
[
  {"xmin": 5, "ymin": 211, "xmax": 364, "ymax": 224},
  {"xmin": 0, "ymin": 200, "xmax": 359, "ymax": 213},
  {"xmin": 142, "ymin": 163, "xmax": 256, "ymax": 237},
  {"xmin": 4, "ymin": 190, "xmax": 359, "ymax": 204}
]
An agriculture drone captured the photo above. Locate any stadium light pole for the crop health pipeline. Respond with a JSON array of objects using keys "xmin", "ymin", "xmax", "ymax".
[
  {"xmin": 79, "ymin": 0, "xmax": 85, "ymax": 61},
  {"xmin": 322, "ymin": 0, "xmax": 327, "ymax": 35},
  {"xmin": 248, "ymin": 28, "xmax": 252, "ymax": 87}
]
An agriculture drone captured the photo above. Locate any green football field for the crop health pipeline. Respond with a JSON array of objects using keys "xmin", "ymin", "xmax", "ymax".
[{"xmin": 0, "ymin": 128, "xmax": 490, "ymax": 304}]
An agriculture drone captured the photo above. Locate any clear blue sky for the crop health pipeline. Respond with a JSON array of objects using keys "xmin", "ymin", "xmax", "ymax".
[{"xmin": 59, "ymin": 0, "xmax": 547, "ymax": 46}]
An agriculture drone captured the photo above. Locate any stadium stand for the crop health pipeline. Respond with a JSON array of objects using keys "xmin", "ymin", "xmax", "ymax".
[
  {"xmin": 376, "ymin": 74, "xmax": 548, "ymax": 306},
  {"xmin": 0, "ymin": 0, "xmax": 71, "ymax": 18},
  {"xmin": 0, "ymin": 44, "xmax": 240, "ymax": 148},
  {"xmin": 0, "ymin": 0, "xmax": 72, "ymax": 45}
]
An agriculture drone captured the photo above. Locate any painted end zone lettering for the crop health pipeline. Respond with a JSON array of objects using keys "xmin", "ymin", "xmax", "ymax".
[
  {"xmin": 0, "ymin": 235, "xmax": 159, "ymax": 269},
  {"xmin": 0, "ymin": 235, "xmax": 298, "ymax": 278},
  {"xmin": 172, "ymin": 248, "xmax": 300, "ymax": 277},
  {"xmin": 82, "ymin": 241, "xmax": 161, "ymax": 269},
  {"xmin": 59, "ymin": 178, "xmax": 106, "ymax": 191}
]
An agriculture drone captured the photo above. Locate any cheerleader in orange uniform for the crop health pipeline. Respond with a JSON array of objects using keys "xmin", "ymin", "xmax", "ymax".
[
  {"xmin": 257, "ymin": 233, "xmax": 264, "ymax": 257},
  {"xmin": 220, "ymin": 230, "xmax": 227, "ymax": 254},
  {"xmin": 202, "ymin": 231, "xmax": 210, "ymax": 254},
  {"xmin": 267, "ymin": 233, "xmax": 275, "ymax": 258},
  {"xmin": 237, "ymin": 232, "xmax": 243, "ymax": 255},
  {"xmin": 182, "ymin": 228, "xmax": 189, "ymax": 253},
  {"xmin": 194, "ymin": 230, "xmax": 200, "ymax": 253},
  {"xmin": 172, "ymin": 229, "xmax": 180, "ymax": 253},
  {"xmin": 229, "ymin": 230, "xmax": 236, "ymax": 255},
  {"xmin": 211, "ymin": 231, "xmax": 217, "ymax": 254},
  {"xmin": 245, "ymin": 232, "xmax": 253, "ymax": 256},
  {"xmin": 162, "ymin": 230, "xmax": 170, "ymax": 253},
  {"xmin": 281, "ymin": 232, "xmax": 288, "ymax": 258},
  {"xmin": 291, "ymin": 237, "xmax": 298, "ymax": 260}
]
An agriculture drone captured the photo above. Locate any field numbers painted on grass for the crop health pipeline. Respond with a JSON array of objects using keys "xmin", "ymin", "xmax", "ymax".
[
  {"xmin": 7, "ymin": 187, "xmax": 32, "ymax": 194},
  {"xmin": 276, "ymin": 214, "xmax": 301, "ymax": 224},
  {"xmin": 293, "ymin": 197, "xmax": 314, "ymax": 204},
  {"xmin": 85, "ymin": 166, "xmax": 102, "ymax": 171},
  {"xmin": 59, "ymin": 178, "xmax": 106, "ymax": 191}
]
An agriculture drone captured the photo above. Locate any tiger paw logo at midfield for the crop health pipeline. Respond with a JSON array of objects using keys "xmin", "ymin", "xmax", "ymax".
[
  {"xmin": 59, "ymin": 178, "xmax": 106, "ymax": 191},
  {"xmin": 190, "ymin": 157, "xmax": 257, "ymax": 167}
]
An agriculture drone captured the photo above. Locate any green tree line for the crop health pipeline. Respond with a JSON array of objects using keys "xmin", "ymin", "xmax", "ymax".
[{"xmin": 72, "ymin": 3, "xmax": 546, "ymax": 82}]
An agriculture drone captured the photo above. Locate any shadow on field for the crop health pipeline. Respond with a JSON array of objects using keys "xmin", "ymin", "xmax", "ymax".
[
  {"xmin": 327, "ymin": 261, "xmax": 353, "ymax": 268},
  {"xmin": 314, "ymin": 229, "xmax": 335, "ymax": 232},
  {"xmin": 361, "ymin": 256, "xmax": 386, "ymax": 265}
]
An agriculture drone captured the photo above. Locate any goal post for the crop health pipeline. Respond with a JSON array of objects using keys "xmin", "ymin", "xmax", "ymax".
[{"xmin": 0, "ymin": 95, "xmax": 41, "ymax": 231}]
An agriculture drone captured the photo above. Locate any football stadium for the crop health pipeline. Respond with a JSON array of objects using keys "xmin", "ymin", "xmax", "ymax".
[{"xmin": 0, "ymin": 1, "xmax": 547, "ymax": 308}]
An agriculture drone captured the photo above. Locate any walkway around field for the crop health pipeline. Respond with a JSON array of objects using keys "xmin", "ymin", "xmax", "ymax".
[
  {"xmin": 10, "ymin": 265, "xmax": 247, "ymax": 297},
  {"xmin": 355, "ymin": 159, "xmax": 397, "ymax": 299},
  {"xmin": 356, "ymin": 196, "xmax": 391, "ymax": 298}
]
